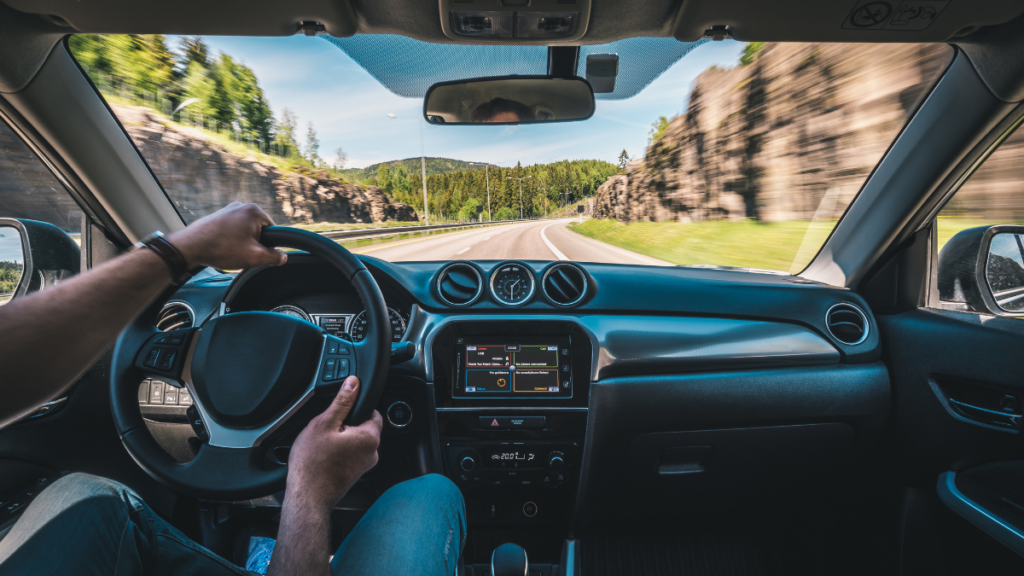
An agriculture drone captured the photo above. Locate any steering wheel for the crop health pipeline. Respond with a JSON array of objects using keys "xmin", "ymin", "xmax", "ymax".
[{"xmin": 110, "ymin": 227, "xmax": 391, "ymax": 500}]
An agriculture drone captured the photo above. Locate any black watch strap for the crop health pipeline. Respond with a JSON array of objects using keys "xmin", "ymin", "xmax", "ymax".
[{"xmin": 136, "ymin": 232, "xmax": 195, "ymax": 286}]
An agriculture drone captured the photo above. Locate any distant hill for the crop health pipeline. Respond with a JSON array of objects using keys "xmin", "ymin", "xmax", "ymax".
[{"xmin": 343, "ymin": 157, "xmax": 498, "ymax": 181}]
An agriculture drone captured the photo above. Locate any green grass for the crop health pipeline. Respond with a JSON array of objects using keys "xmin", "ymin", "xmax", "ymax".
[
  {"xmin": 936, "ymin": 217, "xmax": 1024, "ymax": 252},
  {"xmin": 570, "ymin": 216, "xmax": 1024, "ymax": 274},
  {"xmin": 570, "ymin": 218, "xmax": 839, "ymax": 273}
]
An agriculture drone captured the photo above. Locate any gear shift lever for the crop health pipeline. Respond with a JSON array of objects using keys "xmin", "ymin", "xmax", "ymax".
[{"xmin": 491, "ymin": 542, "xmax": 528, "ymax": 576}]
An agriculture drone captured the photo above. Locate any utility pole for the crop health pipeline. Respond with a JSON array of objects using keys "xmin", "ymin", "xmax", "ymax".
[
  {"xmin": 388, "ymin": 113, "xmax": 429, "ymax": 225},
  {"xmin": 468, "ymin": 161, "xmax": 495, "ymax": 221},
  {"xmin": 507, "ymin": 175, "xmax": 531, "ymax": 219}
]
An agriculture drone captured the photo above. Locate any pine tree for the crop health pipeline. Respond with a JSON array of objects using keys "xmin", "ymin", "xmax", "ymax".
[
  {"xmin": 304, "ymin": 122, "xmax": 320, "ymax": 167},
  {"xmin": 617, "ymin": 149, "xmax": 630, "ymax": 171}
]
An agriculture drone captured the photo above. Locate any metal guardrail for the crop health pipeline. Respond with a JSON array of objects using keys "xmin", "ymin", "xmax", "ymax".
[{"xmin": 317, "ymin": 218, "xmax": 564, "ymax": 241}]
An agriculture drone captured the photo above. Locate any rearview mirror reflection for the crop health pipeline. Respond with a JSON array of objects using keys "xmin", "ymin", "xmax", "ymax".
[
  {"xmin": 424, "ymin": 76, "xmax": 595, "ymax": 125},
  {"xmin": 987, "ymin": 232, "xmax": 1024, "ymax": 312},
  {"xmin": 0, "ymin": 226, "xmax": 24, "ymax": 305}
]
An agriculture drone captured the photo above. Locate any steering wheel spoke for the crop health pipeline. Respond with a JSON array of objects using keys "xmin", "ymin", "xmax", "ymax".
[{"xmin": 112, "ymin": 226, "xmax": 391, "ymax": 500}]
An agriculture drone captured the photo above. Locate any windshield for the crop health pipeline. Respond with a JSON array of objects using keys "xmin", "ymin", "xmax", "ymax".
[{"xmin": 70, "ymin": 35, "xmax": 952, "ymax": 273}]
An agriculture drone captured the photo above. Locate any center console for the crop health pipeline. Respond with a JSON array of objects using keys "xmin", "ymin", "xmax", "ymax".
[{"xmin": 431, "ymin": 320, "xmax": 591, "ymax": 563}]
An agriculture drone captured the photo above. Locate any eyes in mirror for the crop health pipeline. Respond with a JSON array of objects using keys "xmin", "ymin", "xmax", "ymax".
[
  {"xmin": 986, "ymin": 232, "xmax": 1024, "ymax": 312},
  {"xmin": 424, "ymin": 76, "xmax": 595, "ymax": 125}
]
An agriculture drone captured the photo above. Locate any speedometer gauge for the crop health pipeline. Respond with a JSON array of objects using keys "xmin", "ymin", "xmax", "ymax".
[
  {"xmin": 270, "ymin": 304, "xmax": 312, "ymax": 322},
  {"xmin": 349, "ymin": 307, "xmax": 406, "ymax": 342},
  {"xmin": 489, "ymin": 262, "xmax": 536, "ymax": 306}
]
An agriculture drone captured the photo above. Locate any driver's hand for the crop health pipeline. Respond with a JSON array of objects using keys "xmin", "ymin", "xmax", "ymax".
[
  {"xmin": 285, "ymin": 376, "xmax": 382, "ymax": 510},
  {"xmin": 166, "ymin": 202, "xmax": 287, "ymax": 270}
]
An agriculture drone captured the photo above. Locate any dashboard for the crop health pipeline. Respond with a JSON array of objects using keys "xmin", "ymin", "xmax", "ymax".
[{"xmin": 150, "ymin": 252, "xmax": 889, "ymax": 548}]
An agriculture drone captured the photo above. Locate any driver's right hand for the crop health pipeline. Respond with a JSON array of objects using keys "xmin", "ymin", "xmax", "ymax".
[{"xmin": 284, "ymin": 377, "xmax": 383, "ymax": 510}]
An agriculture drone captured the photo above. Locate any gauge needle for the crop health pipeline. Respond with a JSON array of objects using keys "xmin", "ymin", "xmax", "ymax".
[{"xmin": 509, "ymin": 280, "xmax": 520, "ymax": 297}]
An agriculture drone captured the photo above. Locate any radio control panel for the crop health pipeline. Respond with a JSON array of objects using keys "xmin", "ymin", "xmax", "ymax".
[{"xmin": 446, "ymin": 440, "xmax": 579, "ymax": 491}]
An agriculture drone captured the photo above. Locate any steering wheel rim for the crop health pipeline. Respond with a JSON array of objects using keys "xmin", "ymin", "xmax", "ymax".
[{"xmin": 110, "ymin": 226, "xmax": 391, "ymax": 500}]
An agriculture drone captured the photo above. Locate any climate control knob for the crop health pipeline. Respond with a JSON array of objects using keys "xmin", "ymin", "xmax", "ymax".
[
  {"xmin": 547, "ymin": 454, "xmax": 565, "ymax": 472},
  {"xmin": 460, "ymin": 454, "xmax": 478, "ymax": 472}
]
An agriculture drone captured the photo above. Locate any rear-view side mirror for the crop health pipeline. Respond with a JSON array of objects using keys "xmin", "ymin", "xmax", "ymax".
[
  {"xmin": 424, "ymin": 75, "xmax": 595, "ymax": 125},
  {"xmin": 938, "ymin": 224, "xmax": 1024, "ymax": 316},
  {"xmin": 0, "ymin": 225, "xmax": 24, "ymax": 305},
  {"xmin": 0, "ymin": 218, "xmax": 80, "ymax": 303}
]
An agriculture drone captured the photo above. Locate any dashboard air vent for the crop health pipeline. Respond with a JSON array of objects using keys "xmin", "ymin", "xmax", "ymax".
[
  {"xmin": 542, "ymin": 263, "xmax": 588, "ymax": 307},
  {"xmin": 437, "ymin": 263, "xmax": 483, "ymax": 306},
  {"xmin": 156, "ymin": 302, "xmax": 195, "ymax": 332},
  {"xmin": 825, "ymin": 303, "xmax": 868, "ymax": 345}
]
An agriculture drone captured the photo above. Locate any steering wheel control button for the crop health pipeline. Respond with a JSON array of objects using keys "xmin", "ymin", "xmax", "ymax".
[
  {"xmin": 143, "ymin": 348, "xmax": 161, "ymax": 368},
  {"xmin": 185, "ymin": 405, "xmax": 209, "ymax": 443},
  {"xmin": 149, "ymin": 381, "xmax": 165, "ymax": 404},
  {"xmin": 157, "ymin": 349, "xmax": 177, "ymax": 372},
  {"xmin": 163, "ymin": 386, "xmax": 178, "ymax": 405},
  {"xmin": 387, "ymin": 401, "xmax": 413, "ymax": 428},
  {"xmin": 522, "ymin": 501, "xmax": 539, "ymax": 518},
  {"xmin": 327, "ymin": 340, "xmax": 339, "ymax": 355},
  {"xmin": 336, "ymin": 358, "xmax": 350, "ymax": 379}
]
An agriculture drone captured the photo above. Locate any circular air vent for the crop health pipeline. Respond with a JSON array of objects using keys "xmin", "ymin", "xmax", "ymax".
[
  {"xmin": 436, "ymin": 263, "xmax": 483, "ymax": 307},
  {"xmin": 156, "ymin": 301, "xmax": 195, "ymax": 332},
  {"xmin": 825, "ymin": 303, "xmax": 869, "ymax": 345},
  {"xmin": 542, "ymin": 262, "xmax": 589, "ymax": 307}
]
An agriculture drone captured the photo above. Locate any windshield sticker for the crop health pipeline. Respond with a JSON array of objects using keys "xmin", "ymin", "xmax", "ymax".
[{"xmin": 843, "ymin": 0, "xmax": 949, "ymax": 31}]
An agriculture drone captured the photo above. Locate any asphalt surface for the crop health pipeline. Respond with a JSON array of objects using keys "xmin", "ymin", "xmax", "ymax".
[{"xmin": 353, "ymin": 218, "xmax": 673, "ymax": 266}]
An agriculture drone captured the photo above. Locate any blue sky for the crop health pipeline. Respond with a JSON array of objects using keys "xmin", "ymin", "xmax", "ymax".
[
  {"xmin": 0, "ymin": 228, "xmax": 22, "ymax": 264},
  {"xmin": 197, "ymin": 36, "xmax": 745, "ymax": 169}
]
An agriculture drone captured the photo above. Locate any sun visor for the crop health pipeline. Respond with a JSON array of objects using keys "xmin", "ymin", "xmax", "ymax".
[{"xmin": 321, "ymin": 34, "xmax": 709, "ymax": 101}]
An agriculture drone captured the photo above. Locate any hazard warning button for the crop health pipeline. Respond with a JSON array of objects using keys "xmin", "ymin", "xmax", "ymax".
[{"xmin": 479, "ymin": 416, "xmax": 511, "ymax": 429}]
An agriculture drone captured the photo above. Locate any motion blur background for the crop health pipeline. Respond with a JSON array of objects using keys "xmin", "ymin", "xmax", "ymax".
[{"xmin": 0, "ymin": 35, "xmax": 1020, "ymax": 275}]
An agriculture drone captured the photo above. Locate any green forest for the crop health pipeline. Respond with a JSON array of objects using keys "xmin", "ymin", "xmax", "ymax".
[
  {"xmin": 67, "ymin": 34, "xmax": 619, "ymax": 221},
  {"xmin": 0, "ymin": 261, "xmax": 23, "ymax": 294},
  {"xmin": 378, "ymin": 159, "xmax": 617, "ymax": 220},
  {"xmin": 342, "ymin": 157, "xmax": 497, "ymax": 182},
  {"xmin": 69, "ymin": 35, "xmax": 311, "ymax": 165}
]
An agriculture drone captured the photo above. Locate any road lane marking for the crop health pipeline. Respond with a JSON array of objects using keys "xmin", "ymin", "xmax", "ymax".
[
  {"xmin": 457, "ymin": 247, "xmax": 470, "ymax": 254},
  {"xmin": 541, "ymin": 223, "xmax": 569, "ymax": 261}
]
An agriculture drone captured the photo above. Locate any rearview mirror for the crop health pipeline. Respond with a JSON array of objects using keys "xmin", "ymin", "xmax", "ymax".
[
  {"xmin": 938, "ymin": 225, "xmax": 1024, "ymax": 316},
  {"xmin": 424, "ymin": 76, "xmax": 595, "ymax": 125},
  {"xmin": 0, "ymin": 218, "xmax": 80, "ymax": 303}
]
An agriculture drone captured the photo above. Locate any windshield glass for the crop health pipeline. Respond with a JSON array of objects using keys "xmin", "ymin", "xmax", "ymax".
[{"xmin": 70, "ymin": 35, "xmax": 952, "ymax": 273}]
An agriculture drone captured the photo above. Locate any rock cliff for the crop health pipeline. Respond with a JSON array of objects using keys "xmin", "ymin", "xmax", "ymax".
[
  {"xmin": 594, "ymin": 43, "xmax": 953, "ymax": 223},
  {"xmin": 115, "ymin": 105, "xmax": 417, "ymax": 225},
  {"xmin": 0, "ymin": 104, "xmax": 417, "ymax": 231}
]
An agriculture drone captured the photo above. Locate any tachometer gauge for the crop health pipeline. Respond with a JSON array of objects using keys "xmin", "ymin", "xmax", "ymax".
[
  {"xmin": 489, "ymin": 262, "xmax": 536, "ymax": 306},
  {"xmin": 349, "ymin": 307, "xmax": 406, "ymax": 342},
  {"xmin": 270, "ymin": 304, "xmax": 312, "ymax": 322}
]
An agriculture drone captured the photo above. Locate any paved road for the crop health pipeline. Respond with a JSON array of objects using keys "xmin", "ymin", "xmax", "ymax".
[{"xmin": 353, "ymin": 219, "xmax": 673, "ymax": 266}]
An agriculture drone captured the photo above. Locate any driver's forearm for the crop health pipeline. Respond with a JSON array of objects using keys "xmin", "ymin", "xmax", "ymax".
[
  {"xmin": 0, "ymin": 248, "xmax": 172, "ymax": 426},
  {"xmin": 268, "ymin": 493, "xmax": 333, "ymax": 576}
]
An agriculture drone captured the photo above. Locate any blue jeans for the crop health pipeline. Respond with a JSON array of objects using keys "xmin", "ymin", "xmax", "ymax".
[{"xmin": 0, "ymin": 472, "xmax": 465, "ymax": 575}]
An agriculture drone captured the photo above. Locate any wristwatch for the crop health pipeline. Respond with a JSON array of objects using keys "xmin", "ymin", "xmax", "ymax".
[{"xmin": 135, "ymin": 231, "xmax": 196, "ymax": 286}]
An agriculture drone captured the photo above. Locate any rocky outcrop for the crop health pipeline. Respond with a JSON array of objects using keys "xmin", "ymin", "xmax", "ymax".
[
  {"xmin": 594, "ymin": 44, "xmax": 953, "ymax": 223},
  {"xmin": 114, "ymin": 105, "xmax": 417, "ymax": 224},
  {"xmin": 0, "ymin": 104, "xmax": 417, "ymax": 231}
]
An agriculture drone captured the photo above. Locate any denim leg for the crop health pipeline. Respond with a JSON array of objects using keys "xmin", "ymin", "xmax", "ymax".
[
  {"xmin": 0, "ymin": 473, "xmax": 250, "ymax": 576},
  {"xmin": 331, "ymin": 474, "xmax": 466, "ymax": 576}
]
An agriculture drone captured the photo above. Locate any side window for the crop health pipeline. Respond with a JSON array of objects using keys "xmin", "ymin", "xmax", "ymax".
[
  {"xmin": 0, "ymin": 119, "xmax": 83, "ymax": 304},
  {"xmin": 936, "ymin": 121, "xmax": 1024, "ymax": 308},
  {"xmin": 0, "ymin": 120, "xmax": 82, "ymax": 232},
  {"xmin": 937, "ymin": 123, "xmax": 1024, "ymax": 252}
]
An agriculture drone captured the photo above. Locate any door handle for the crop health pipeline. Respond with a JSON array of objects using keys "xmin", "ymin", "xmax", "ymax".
[{"xmin": 949, "ymin": 398, "xmax": 1022, "ymax": 430}]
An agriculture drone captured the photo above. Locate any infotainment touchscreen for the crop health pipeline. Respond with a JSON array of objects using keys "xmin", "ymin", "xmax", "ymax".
[{"xmin": 452, "ymin": 336, "xmax": 572, "ymax": 399}]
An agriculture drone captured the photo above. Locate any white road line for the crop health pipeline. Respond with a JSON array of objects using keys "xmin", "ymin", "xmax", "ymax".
[
  {"xmin": 457, "ymin": 247, "xmax": 471, "ymax": 254},
  {"xmin": 541, "ymin": 223, "xmax": 569, "ymax": 261}
]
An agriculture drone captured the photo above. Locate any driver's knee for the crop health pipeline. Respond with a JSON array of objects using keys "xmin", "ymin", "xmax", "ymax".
[
  {"xmin": 0, "ymin": 473, "xmax": 145, "ymax": 563},
  {"xmin": 21, "ymin": 473, "xmax": 142, "ymax": 527},
  {"xmin": 374, "ymin": 473, "xmax": 466, "ymax": 533}
]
